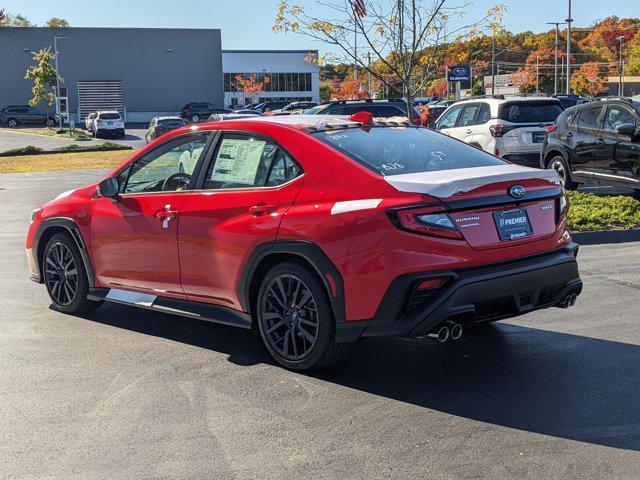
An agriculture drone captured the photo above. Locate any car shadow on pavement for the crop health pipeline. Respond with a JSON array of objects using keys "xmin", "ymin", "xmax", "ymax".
[{"xmin": 80, "ymin": 302, "xmax": 640, "ymax": 451}]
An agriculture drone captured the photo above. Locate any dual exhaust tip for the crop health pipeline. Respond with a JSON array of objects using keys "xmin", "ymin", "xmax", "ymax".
[
  {"xmin": 561, "ymin": 292, "xmax": 578, "ymax": 309},
  {"xmin": 432, "ymin": 322, "xmax": 463, "ymax": 343}
]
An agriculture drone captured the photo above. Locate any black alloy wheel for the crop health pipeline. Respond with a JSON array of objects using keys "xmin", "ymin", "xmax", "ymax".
[
  {"xmin": 44, "ymin": 241, "xmax": 79, "ymax": 307},
  {"xmin": 548, "ymin": 155, "xmax": 577, "ymax": 190},
  {"xmin": 43, "ymin": 232, "xmax": 103, "ymax": 314},
  {"xmin": 257, "ymin": 262, "xmax": 351, "ymax": 370}
]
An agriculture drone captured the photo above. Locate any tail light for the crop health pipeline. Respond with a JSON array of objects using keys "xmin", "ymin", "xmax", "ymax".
[
  {"xmin": 489, "ymin": 124, "xmax": 515, "ymax": 137},
  {"xmin": 389, "ymin": 205, "xmax": 463, "ymax": 239},
  {"xmin": 545, "ymin": 124, "xmax": 557, "ymax": 133}
]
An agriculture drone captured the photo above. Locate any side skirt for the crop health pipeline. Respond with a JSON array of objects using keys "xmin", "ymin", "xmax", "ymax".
[{"xmin": 88, "ymin": 288, "xmax": 253, "ymax": 329}]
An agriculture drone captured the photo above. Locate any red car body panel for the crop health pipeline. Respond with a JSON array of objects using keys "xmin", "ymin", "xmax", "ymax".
[{"xmin": 27, "ymin": 117, "xmax": 580, "ymax": 338}]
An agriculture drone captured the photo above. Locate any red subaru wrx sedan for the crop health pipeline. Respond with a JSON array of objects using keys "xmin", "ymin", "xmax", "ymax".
[{"xmin": 26, "ymin": 114, "xmax": 582, "ymax": 370}]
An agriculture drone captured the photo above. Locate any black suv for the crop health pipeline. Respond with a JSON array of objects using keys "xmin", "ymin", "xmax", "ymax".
[
  {"xmin": 541, "ymin": 97, "xmax": 640, "ymax": 195},
  {"xmin": 252, "ymin": 101, "xmax": 291, "ymax": 114},
  {"xmin": 180, "ymin": 103, "xmax": 231, "ymax": 123},
  {"xmin": 305, "ymin": 99, "xmax": 416, "ymax": 119},
  {"xmin": 0, "ymin": 105, "xmax": 58, "ymax": 128}
]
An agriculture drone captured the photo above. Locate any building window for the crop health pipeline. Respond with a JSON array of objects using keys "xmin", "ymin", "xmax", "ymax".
[{"xmin": 225, "ymin": 72, "xmax": 313, "ymax": 93}]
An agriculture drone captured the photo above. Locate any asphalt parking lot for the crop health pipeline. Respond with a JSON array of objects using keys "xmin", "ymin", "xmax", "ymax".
[
  {"xmin": 0, "ymin": 127, "xmax": 149, "ymax": 152},
  {"xmin": 2, "ymin": 169, "xmax": 640, "ymax": 479}
]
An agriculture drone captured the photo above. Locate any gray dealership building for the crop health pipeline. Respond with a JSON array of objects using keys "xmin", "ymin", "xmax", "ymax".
[{"xmin": 0, "ymin": 27, "xmax": 320, "ymax": 123}]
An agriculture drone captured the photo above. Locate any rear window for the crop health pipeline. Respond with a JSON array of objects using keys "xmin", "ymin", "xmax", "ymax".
[
  {"xmin": 498, "ymin": 101, "xmax": 562, "ymax": 123},
  {"xmin": 313, "ymin": 126, "xmax": 505, "ymax": 176},
  {"xmin": 99, "ymin": 113, "xmax": 121, "ymax": 120},
  {"xmin": 159, "ymin": 119, "xmax": 185, "ymax": 127}
]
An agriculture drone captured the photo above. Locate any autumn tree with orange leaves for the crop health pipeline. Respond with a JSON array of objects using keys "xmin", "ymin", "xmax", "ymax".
[
  {"xmin": 331, "ymin": 81, "xmax": 369, "ymax": 100},
  {"xmin": 234, "ymin": 74, "xmax": 270, "ymax": 104},
  {"xmin": 570, "ymin": 63, "xmax": 608, "ymax": 97}
]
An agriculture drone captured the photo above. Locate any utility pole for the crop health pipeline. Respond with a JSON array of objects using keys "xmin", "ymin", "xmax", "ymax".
[
  {"xmin": 491, "ymin": 32, "xmax": 496, "ymax": 95},
  {"xmin": 617, "ymin": 36, "xmax": 625, "ymax": 96},
  {"xmin": 546, "ymin": 22, "xmax": 566, "ymax": 95},
  {"xmin": 53, "ymin": 36, "xmax": 68, "ymax": 132},
  {"xmin": 536, "ymin": 56, "xmax": 540, "ymax": 94},
  {"xmin": 560, "ymin": 55, "xmax": 565, "ymax": 94},
  {"xmin": 565, "ymin": 0, "xmax": 573, "ymax": 94},
  {"xmin": 367, "ymin": 51, "xmax": 371, "ymax": 96}
]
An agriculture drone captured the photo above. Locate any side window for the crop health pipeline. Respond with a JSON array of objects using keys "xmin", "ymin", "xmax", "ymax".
[
  {"xmin": 458, "ymin": 104, "xmax": 481, "ymax": 127},
  {"xmin": 477, "ymin": 103, "xmax": 491, "ymax": 124},
  {"xmin": 603, "ymin": 105, "xmax": 637, "ymax": 132},
  {"xmin": 376, "ymin": 105, "xmax": 404, "ymax": 117},
  {"xmin": 123, "ymin": 133, "xmax": 208, "ymax": 194},
  {"xmin": 204, "ymin": 134, "xmax": 278, "ymax": 189},
  {"xmin": 326, "ymin": 106, "xmax": 348, "ymax": 115},
  {"xmin": 576, "ymin": 106, "xmax": 603, "ymax": 130},
  {"xmin": 436, "ymin": 105, "xmax": 463, "ymax": 129},
  {"xmin": 266, "ymin": 150, "xmax": 302, "ymax": 186}
]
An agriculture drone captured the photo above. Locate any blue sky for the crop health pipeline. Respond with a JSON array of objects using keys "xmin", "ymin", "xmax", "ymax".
[{"xmin": 3, "ymin": 0, "xmax": 638, "ymax": 53}]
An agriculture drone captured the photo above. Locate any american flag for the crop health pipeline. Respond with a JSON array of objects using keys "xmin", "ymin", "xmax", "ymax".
[{"xmin": 352, "ymin": 0, "xmax": 366, "ymax": 17}]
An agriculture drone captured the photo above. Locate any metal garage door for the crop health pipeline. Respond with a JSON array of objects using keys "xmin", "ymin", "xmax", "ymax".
[{"xmin": 77, "ymin": 80, "xmax": 124, "ymax": 119}]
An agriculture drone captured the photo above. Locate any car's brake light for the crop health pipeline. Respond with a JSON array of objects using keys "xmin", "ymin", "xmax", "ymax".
[
  {"xmin": 545, "ymin": 124, "xmax": 557, "ymax": 132},
  {"xmin": 489, "ymin": 124, "xmax": 515, "ymax": 137},
  {"xmin": 389, "ymin": 205, "xmax": 463, "ymax": 239}
]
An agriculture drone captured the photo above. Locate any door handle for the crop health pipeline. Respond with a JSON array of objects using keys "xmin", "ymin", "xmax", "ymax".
[
  {"xmin": 595, "ymin": 137, "xmax": 605, "ymax": 145},
  {"xmin": 566, "ymin": 132, "xmax": 573, "ymax": 138},
  {"xmin": 249, "ymin": 203, "xmax": 276, "ymax": 217},
  {"xmin": 155, "ymin": 204, "xmax": 177, "ymax": 228},
  {"xmin": 466, "ymin": 129, "xmax": 473, "ymax": 134}
]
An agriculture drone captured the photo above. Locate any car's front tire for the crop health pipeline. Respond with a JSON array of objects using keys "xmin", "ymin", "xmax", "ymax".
[
  {"xmin": 46, "ymin": 117, "xmax": 56, "ymax": 127},
  {"xmin": 257, "ymin": 262, "xmax": 350, "ymax": 371},
  {"xmin": 548, "ymin": 155, "xmax": 577, "ymax": 190},
  {"xmin": 7, "ymin": 118, "xmax": 18, "ymax": 128},
  {"xmin": 191, "ymin": 114, "xmax": 200, "ymax": 123},
  {"xmin": 43, "ymin": 232, "xmax": 103, "ymax": 314}
]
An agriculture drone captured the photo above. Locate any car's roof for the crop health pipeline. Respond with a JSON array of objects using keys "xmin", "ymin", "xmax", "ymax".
[
  {"xmin": 97, "ymin": 110, "xmax": 121, "ymax": 114},
  {"xmin": 156, "ymin": 116, "xmax": 183, "ymax": 120},
  {"xmin": 455, "ymin": 96, "xmax": 562, "ymax": 106}
]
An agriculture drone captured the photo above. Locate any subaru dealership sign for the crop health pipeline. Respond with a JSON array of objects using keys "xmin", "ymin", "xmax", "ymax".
[{"xmin": 447, "ymin": 66, "xmax": 471, "ymax": 82}]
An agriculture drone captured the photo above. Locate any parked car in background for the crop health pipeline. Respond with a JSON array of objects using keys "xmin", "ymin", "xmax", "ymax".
[
  {"xmin": 206, "ymin": 112, "xmax": 260, "ymax": 122},
  {"xmin": 145, "ymin": 116, "xmax": 186, "ymax": 143},
  {"xmin": 0, "ymin": 105, "xmax": 59, "ymax": 128},
  {"xmin": 415, "ymin": 104, "xmax": 447, "ymax": 126},
  {"xmin": 180, "ymin": 102, "xmax": 231, "ymax": 123},
  {"xmin": 26, "ymin": 114, "xmax": 581, "ymax": 371},
  {"xmin": 84, "ymin": 112, "xmax": 96, "ymax": 132},
  {"xmin": 305, "ymin": 99, "xmax": 421, "ymax": 124},
  {"xmin": 91, "ymin": 111, "xmax": 125, "ymax": 138},
  {"xmin": 552, "ymin": 94, "xmax": 585, "ymax": 109},
  {"xmin": 541, "ymin": 97, "xmax": 640, "ymax": 195},
  {"xmin": 434, "ymin": 96, "xmax": 564, "ymax": 167},
  {"xmin": 267, "ymin": 101, "xmax": 319, "ymax": 116},
  {"xmin": 252, "ymin": 101, "xmax": 291, "ymax": 114}
]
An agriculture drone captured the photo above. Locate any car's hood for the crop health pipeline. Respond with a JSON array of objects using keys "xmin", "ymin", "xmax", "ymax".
[{"xmin": 384, "ymin": 164, "xmax": 560, "ymax": 198}]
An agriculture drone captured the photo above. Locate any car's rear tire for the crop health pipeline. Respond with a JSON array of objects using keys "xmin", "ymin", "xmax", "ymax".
[
  {"xmin": 46, "ymin": 117, "xmax": 55, "ymax": 127},
  {"xmin": 191, "ymin": 114, "xmax": 199, "ymax": 123},
  {"xmin": 7, "ymin": 118, "xmax": 18, "ymax": 128},
  {"xmin": 256, "ymin": 262, "xmax": 350, "ymax": 371},
  {"xmin": 43, "ymin": 233, "xmax": 103, "ymax": 315},
  {"xmin": 548, "ymin": 155, "xmax": 577, "ymax": 190}
]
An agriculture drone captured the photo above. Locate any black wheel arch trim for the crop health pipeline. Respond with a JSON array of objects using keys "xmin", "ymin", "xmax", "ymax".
[
  {"xmin": 32, "ymin": 217, "xmax": 95, "ymax": 287},
  {"xmin": 238, "ymin": 239, "xmax": 347, "ymax": 326}
]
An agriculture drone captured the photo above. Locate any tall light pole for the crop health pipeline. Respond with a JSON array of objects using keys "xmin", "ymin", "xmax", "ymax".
[
  {"xmin": 565, "ymin": 0, "xmax": 573, "ymax": 95},
  {"xmin": 617, "ymin": 36, "xmax": 625, "ymax": 96},
  {"xmin": 536, "ymin": 56, "xmax": 540, "ymax": 94},
  {"xmin": 53, "ymin": 36, "xmax": 68, "ymax": 131},
  {"xmin": 491, "ymin": 32, "xmax": 496, "ymax": 95},
  {"xmin": 546, "ymin": 21, "xmax": 566, "ymax": 95}
]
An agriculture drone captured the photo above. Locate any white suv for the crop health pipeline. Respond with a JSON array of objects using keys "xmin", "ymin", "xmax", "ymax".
[
  {"xmin": 91, "ymin": 111, "xmax": 125, "ymax": 139},
  {"xmin": 433, "ymin": 96, "xmax": 564, "ymax": 167}
]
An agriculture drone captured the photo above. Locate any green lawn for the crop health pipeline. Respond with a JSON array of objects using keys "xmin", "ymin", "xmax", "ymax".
[{"xmin": 0, "ymin": 126, "xmax": 89, "ymax": 140}]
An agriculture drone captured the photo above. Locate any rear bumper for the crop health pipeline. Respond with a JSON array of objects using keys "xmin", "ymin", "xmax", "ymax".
[
  {"xmin": 501, "ymin": 152, "xmax": 542, "ymax": 167},
  {"xmin": 335, "ymin": 244, "xmax": 582, "ymax": 342}
]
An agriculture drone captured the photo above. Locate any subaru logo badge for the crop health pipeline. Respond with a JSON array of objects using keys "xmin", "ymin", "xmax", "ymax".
[
  {"xmin": 452, "ymin": 67, "xmax": 467, "ymax": 76},
  {"xmin": 509, "ymin": 185, "xmax": 526, "ymax": 199}
]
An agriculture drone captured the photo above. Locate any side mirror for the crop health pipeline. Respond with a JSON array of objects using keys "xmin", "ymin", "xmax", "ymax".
[
  {"xmin": 97, "ymin": 177, "xmax": 120, "ymax": 199},
  {"xmin": 615, "ymin": 122, "xmax": 636, "ymax": 137}
]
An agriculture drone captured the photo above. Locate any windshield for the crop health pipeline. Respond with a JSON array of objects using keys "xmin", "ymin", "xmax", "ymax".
[
  {"xmin": 159, "ymin": 119, "xmax": 184, "ymax": 127},
  {"xmin": 305, "ymin": 105, "xmax": 325, "ymax": 114},
  {"xmin": 498, "ymin": 101, "xmax": 563, "ymax": 123},
  {"xmin": 313, "ymin": 126, "xmax": 505, "ymax": 176}
]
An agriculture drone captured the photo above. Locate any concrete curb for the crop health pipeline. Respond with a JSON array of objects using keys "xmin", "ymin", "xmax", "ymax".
[{"xmin": 572, "ymin": 229, "xmax": 640, "ymax": 245}]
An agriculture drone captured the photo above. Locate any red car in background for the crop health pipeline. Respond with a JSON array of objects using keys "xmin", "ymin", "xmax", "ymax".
[
  {"xmin": 415, "ymin": 104, "xmax": 447, "ymax": 126},
  {"xmin": 26, "ymin": 113, "xmax": 581, "ymax": 370}
]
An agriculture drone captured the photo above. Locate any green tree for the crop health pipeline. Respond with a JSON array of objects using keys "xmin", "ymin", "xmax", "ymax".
[
  {"xmin": 46, "ymin": 17, "xmax": 70, "ymax": 28},
  {"xmin": 9, "ymin": 14, "xmax": 34, "ymax": 27},
  {"xmin": 319, "ymin": 82, "xmax": 332, "ymax": 102},
  {"xmin": 0, "ymin": 9, "xmax": 8, "ymax": 26},
  {"xmin": 24, "ymin": 47, "xmax": 60, "ymax": 124}
]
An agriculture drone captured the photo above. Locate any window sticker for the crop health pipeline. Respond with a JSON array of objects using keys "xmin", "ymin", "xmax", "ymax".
[{"xmin": 211, "ymin": 138, "xmax": 267, "ymax": 185}]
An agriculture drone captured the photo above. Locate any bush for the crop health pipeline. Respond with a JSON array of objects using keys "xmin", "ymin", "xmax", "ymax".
[
  {"xmin": 566, "ymin": 191, "xmax": 640, "ymax": 232},
  {"xmin": 0, "ymin": 146, "xmax": 44, "ymax": 156}
]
